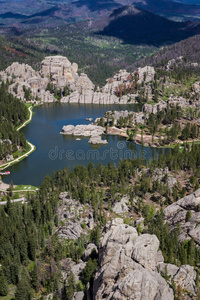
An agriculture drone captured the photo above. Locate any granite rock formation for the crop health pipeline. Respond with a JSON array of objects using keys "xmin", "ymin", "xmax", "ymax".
[
  {"xmin": 61, "ymin": 124, "xmax": 107, "ymax": 144},
  {"xmin": 93, "ymin": 218, "xmax": 174, "ymax": 300},
  {"xmin": 164, "ymin": 188, "xmax": 200, "ymax": 244}
]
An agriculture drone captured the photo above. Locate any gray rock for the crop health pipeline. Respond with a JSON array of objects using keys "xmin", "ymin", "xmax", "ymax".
[
  {"xmin": 82, "ymin": 243, "xmax": 98, "ymax": 262},
  {"xmin": 61, "ymin": 124, "xmax": 107, "ymax": 145},
  {"xmin": 70, "ymin": 260, "xmax": 86, "ymax": 284},
  {"xmin": 6, "ymin": 154, "xmax": 14, "ymax": 162},
  {"xmin": 74, "ymin": 291, "xmax": 84, "ymax": 300},
  {"xmin": 57, "ymin": 192, "xmax": 94, "ymax": 240},
  {"xmin": 88, "ymin": 135, "xmax": 108, "ymax": 145},
  {"xmin": 131, "ymin": 234, "xmax": 162, "ymax": 271},
  {"xmin": 93, "ymin": 218, "xmax": 174, "ymax": 300},
  {"xmin": 61, "ymin": 125, "xmax": 75, "ymax": 135},
  {"xmin": 113, "ymin": 196, "xmax": 129, "ymax": 214},
  {"xmin": 192, "ymin": 81, "xmax": 200, "ymax": 93},
  {"xmin": 138, "ymin": 66, "xmax": 155, "ymax": 83},
  {"xmin": 164, "ymin": 189, "xmax": 200, "ymax": 244},
  {"xmin": 109, "ymin": 268, "xmax": 173, "ymax": 300},
  {"xmin": 61, "ymin": 124, "xmax": 105, "ymax": 137},
  {"xmin": 159, "ymin": 263, "xmax": 196, "ymax": 295}
]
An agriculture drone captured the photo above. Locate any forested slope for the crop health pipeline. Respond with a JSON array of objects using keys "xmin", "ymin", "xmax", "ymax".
[{"xmin": 0, "ymin": 83, "xmax": 28, "ymax": 161}]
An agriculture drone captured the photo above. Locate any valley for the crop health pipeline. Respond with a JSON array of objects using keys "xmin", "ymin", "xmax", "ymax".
[{"xmin": 1, "ymin": 1, "xmax": 200, "ymax": 300}]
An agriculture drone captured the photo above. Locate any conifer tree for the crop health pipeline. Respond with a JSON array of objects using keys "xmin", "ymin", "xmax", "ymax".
[
  {"xmin": 15, "ymin": 269, "xmax": 32, "ymax": 300},
  {"xmin": 0, "ymin": 268, "xmax": 8, "ymax": 296}
]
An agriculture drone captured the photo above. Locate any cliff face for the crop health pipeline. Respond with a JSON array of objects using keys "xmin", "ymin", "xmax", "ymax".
[
  {"xmin": 0, "ymin": 55, "xmax": 155, "ymax": 104},
  {"xmin": 40, "ymin": 56, "xmax": 94, "ymax": 92},
  {"xmin": 0, "ymin": 55, "xmax": 95, "ymax": 103}
]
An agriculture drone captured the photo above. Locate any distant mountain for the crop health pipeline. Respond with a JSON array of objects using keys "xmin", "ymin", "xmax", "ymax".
[
  {"xmin": 71, "ymin": 0, "xmax": 121, "ymax": 11},
  {"xmin": 0, "ymin": 12, "xmax": 26, "ymax": 19},
  {"xmin": 0, "ymin": 0, "xmax": 199, "ymax": 29},
  {"xmin": 170, "ymin": 0, "xmax": 200, "ymax": 4},
  {"xmin": 95, "ymin": 5, "xmax": 200, "ymax": 46},
  {"xmin": 133, "ymin": 0, "xmax": 200, "ymax": 21}
]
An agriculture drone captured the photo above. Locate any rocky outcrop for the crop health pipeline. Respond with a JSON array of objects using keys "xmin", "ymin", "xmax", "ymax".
[
  {"xmin": 61, "ymin": 124, "xmax": 108, "ymax": 145},
  {"xmin": 56, "ymin": 192, "xmax": 94, "ymax": 240},
  {"xmin": 82, "ymin": 243, "xmax": 98, "ymax": 262},
  {"xmin": 102, "ymin": 67, "xmax": 155, "ymax": 96},
  {"xmin": 164, "ymin": 188, "xmax": 200, "ymax": 243},
  {"xmin": 88, "ymin": 135, "xmax": 108, "ymax": 145},
  {"xmin": 102, "ymin": 69, "xmax": 133, "ymax": 95},
  {"xmin": 113, "ymin": 196, "xmax": 129, "ymax": 214},
  {"xmin": 138, "ymin": 66, "xmax": 155, "ymax": 83},
  {"xmin": 0, "ymin": 56, "xmax": 95, "ymax": 103},
  {"xmin": 143, "ymin": 100, "xmax": 167, "ymax": 114},
  {"xmin": 143, "ymin": 96, "xmax": 192, "ymax": 116},
  {"xmin": 192, "ymin": 81, "xmax": 200, "ymax": 94},
  {"xmin": 93, "ymin": 218, "xmax": 174, "ymax": 300},
  {"xmin": 61, "ymin": 124, "xmax": 105, "ymax": 137},
  {"xmin": 0, "ymin": 57, "xmax": 156, "ymax": 105},
  {"xmin": 159, "ymin": 263, "xmax": 196, "ymax": 295},
  {"xmin": 150, "ymin": 167, "xmax": 177, "ymax": 189},
  {"xmin": 166, "ymin": 56, "xmax": 183, "ymax": 71},
  {"xmin": 0, "ymin": 62, "xmax": 56, "ymax": 102},
  {"xmin": 60, "ymin": 91, "xmax": 134, "ymax": 104},
  {"xmin": 40, "ymin": 56, "xmax": 94, "ymax": 92}
]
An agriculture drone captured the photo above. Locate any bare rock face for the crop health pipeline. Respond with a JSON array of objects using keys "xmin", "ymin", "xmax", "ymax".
[
  {"xmin": 164, "ymin": 188, "xmax": 200, "ymax": 244},
  {"xmin": 113, "ymin": 196, "xmax": 129, "ymax": 214},
  {"xmin": 103, "ymin": 69, "xmax": 132, "ymax": 95},
  {"xmin": 82, "ymin": 243, "xmax": 98, "ymax": 262},
  {"xmin": 88, "ymin": 135, "xmax": 108, "ymax": 145},
  {"xmin": 143, "ymin": 100, "xmax": 167, "ymax": 114},
  {"xmin": 57, "ymin": 192, "xmax": 94, "ymax": 240},
  {"xmin": 159, "ymin": 263, "xmax": 196, "ymax": 295},
  {"xmin": 60, "ymin": 91, "xmax": 133, "ymax": 105},
  {"xmin": 0, "ymin": 62, "xmax": 56, "ymax": 102},
  {"xmin": 93, "ymin": 218, "xmax": 174, "ymax": 300},
  {"xmin": 40, "ymin": 56, "xmax": 94, "ymax": 92},
  {"xmin": 4, "ymin": 62, "xmax": 37, "ymax": 79},
  {"xmin": 138, "ymin": 66, "xmax": 155, "ymax": 83},
  {"xmin": 192, "ymin": 81, "xmax": 200, "ymax": 94}
]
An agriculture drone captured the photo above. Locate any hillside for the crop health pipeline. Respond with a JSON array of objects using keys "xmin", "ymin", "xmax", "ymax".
[
  {"xmin": 130, "ymin": 34, "xmax": 200, "ymax": 70},
  {"xmin": 96, "ymin": 5, "xmax": 200, "ymax": 46}
]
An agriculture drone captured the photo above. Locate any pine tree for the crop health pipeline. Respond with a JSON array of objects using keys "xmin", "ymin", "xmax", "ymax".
[
  {"xmin": 30, "ymin": 264, "xmax": 39, "ymax": 292},
  {"xmin": 0, "ymin": 269, "xmax": 8, "ymax": 296},
  {"xmin": 15, "ymin": 270, "xmax": 32, "ymax": 300},
  {"xmin": 66, "ymin": 271, "xmax": 76, "ymax": 300}
]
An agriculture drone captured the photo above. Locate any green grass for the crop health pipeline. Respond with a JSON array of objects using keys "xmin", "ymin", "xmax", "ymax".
[
  {"xmin": 0, "ymin": 295, "xmax": 14, "ymax": 300},
  {"xmin": 0, "ymin": 285, "xmax": 16, "ymax": 300},
  {"xmin": 13, "ymin": 184, "xmax": 38, "ymax": 191}
]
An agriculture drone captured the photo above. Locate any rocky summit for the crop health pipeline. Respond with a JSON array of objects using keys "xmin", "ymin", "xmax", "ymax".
[
  {"xmin": 92, "ymin": 218, "xmax": 174, "ymax": 300},
  {"xmin": 0, "ymin": 55, "xmax": 156, "ymax": 104}
]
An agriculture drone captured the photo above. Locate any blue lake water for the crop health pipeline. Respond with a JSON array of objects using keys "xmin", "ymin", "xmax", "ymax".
[{"xmin": 3, "ymin": 103, "xmax": 166, "ymax": 186}]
